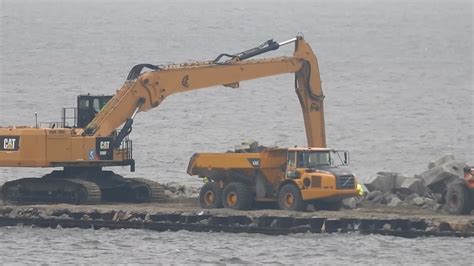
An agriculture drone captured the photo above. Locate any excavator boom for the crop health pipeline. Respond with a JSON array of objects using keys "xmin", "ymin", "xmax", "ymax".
[{"xmin": 85, "ymin": 36, "xmax": 326, "ymax": 147}]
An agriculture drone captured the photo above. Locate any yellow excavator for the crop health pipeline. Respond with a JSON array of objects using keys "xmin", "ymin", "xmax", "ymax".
[{"xmin": 1, "ymin": 35, "xmax": 356, "ymax": 206}]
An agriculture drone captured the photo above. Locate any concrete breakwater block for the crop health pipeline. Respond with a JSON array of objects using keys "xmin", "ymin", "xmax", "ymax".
[
  {"xmin": 421, "ymin": 160, "xmax": 465, "ymax": 192},
  {"xmin": 365, "ymin": 172, "xmax": 399, "ymax": 193},
  {"xmin": 428, "ymin": 154, "xmax": 456, "ymax": 169},
  {"xmin": 396, "ymin": 177, "xmax": 428, "ymax": 196},
  {"xmin": 365, "ymin": 172, "xmax": 428, "ymax": 196}
]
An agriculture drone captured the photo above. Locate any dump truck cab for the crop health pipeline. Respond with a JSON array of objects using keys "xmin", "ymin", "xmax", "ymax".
[
  {"xmin": 286, "ymin": 148, "xmax": 354, "ymax": 192},
  {"xmin": 286, "ymin": 147, "xmax": 350, "ymax": 178},
  {"xmin": 281, "ymin": 148, "xmax": 356, "ymax": 210}
]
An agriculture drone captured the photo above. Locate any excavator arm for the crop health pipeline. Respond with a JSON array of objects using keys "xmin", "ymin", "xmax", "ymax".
[{"xmin": 84, "ymin": 36, "xmax": 326, "ymax": 148}]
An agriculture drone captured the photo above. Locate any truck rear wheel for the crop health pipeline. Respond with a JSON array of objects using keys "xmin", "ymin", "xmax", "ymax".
[
  {"xmin": 278, "ymin": 184, "xmax": 307, "ymax": 211},
  {"xmin": 445, "ymin": 183, "xmax": 471, "ymax": 215},
  {"xmin": 222, "ymin": 182, "xmax": 253, "ymax": 210},
  {"xmin": 199, "ymin": 182, "xmax": 223, "ymax": 209}
]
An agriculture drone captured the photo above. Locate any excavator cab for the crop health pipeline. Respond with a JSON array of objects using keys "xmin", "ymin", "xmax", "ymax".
[{"xmin": 77, "ymin": 95, "xmax": 112, "ymax": 128}]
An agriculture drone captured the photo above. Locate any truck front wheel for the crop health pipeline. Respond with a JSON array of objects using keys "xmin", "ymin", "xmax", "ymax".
[
  {"xmin": 445, "ymin": 183, "xmax": 471, "ymax": 215},
  {"xmin": 278, "ymin": 184, "xmax": 307, "ymax": 211},
  {"xmin": 199, "ymin": 182, "xmax": 223, "ymax": 209},
  {"xmin": 222, "ymin": 182, "xmax": 253, "ymax": 210}
]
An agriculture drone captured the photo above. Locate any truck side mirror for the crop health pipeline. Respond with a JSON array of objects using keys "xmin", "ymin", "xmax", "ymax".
[{"xmin": 344, "ymin": 152, "xmax": 349, "ymax": 165}]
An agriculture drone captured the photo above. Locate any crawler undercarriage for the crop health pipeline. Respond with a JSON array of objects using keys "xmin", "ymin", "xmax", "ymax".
[{"xmin": 1, "ymin": 167, "xmax": 165, "ymax": 204}]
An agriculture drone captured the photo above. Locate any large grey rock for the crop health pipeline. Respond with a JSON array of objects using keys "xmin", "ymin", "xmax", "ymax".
[
  {"xmin": 421, "ymin": 198, "xmax": 436, "ymax": 210},
  {"xmin": 411, "ymin": 197, "xmax": 425, "ymax": 206},
  {"xmin": 365, "ymin": 172, "xmax": 400, "ymax": 193},
  {"xmin": 420, "ymin": 160, "xmax": 465, "ymax": 192},
  {"xmin": 371, "ymin": 195, "xmax": 384, "ymax": 204},
  {"xmin": 59, "ymin": 214, "xmax": 70, "ymax": 220},
  {"xmin": 383, "ymin": 192, "xmax": 397, "ymax": 203},
  {"xmin": 366, "ymin": 191, "xmax": 385, "ymax": 204},
  {"xmin": 404, "ymin": 193, "xmax": 420, "ymax": 202},
  {"xmin": 367, "ymin": 190, "xmax": 383, "ymax": 201},
  {"xmin": 428, "ymin": 154, "xmax": 456, "ymax": 169},
  {"xmin": 387, "ymin": 197, "xmax": 402, "ymax": 207},
  {"xmin": 342, "ymin": 197, "xmax": 358, "ymax": 209}
]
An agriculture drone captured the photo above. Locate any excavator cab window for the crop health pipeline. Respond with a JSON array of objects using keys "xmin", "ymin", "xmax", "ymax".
[
  {"xmin": 77, "ymin": 95, "xmax": 112, "ymax": 128},
  {"xmin": 92, "ymin": 99, "xmax": 102, "ymax": 113}
]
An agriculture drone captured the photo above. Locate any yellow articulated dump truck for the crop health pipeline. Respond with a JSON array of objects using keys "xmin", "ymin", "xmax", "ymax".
[{"xmin": 188, "ymin": 142, "xmax": 358, "ymax": 211}]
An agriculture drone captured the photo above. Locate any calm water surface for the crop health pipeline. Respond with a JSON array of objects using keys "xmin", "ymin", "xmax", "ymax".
[{"xmin": 1, "ymin": 226, "xmax": 473, "ymax": 264}]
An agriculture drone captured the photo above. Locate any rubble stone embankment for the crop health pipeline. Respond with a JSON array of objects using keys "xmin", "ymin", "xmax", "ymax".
[{"xmin": 343, "ymin": 154, "xmax": 473, "ymax": 215}]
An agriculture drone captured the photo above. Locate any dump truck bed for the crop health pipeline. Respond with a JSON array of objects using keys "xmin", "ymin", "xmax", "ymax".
[{"xmin": 187, "ymin": 149, "xmax": 287, "ymax": 182}]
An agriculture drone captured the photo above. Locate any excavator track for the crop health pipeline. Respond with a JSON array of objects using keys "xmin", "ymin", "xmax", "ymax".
[
  {"xmin": 1, "ymin": 177, "xmax": 101, "ymax": 205},
  {"xmin": 128, "ymin": 178, "xmax": 166, "ymax": 203},
  {"xmin": 1, "ymin": 170, "xmax": 165, "ymax": 204},
  {"xmin": 64, "ymin": 178, "xmax": 102, "ymax": 204}
]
